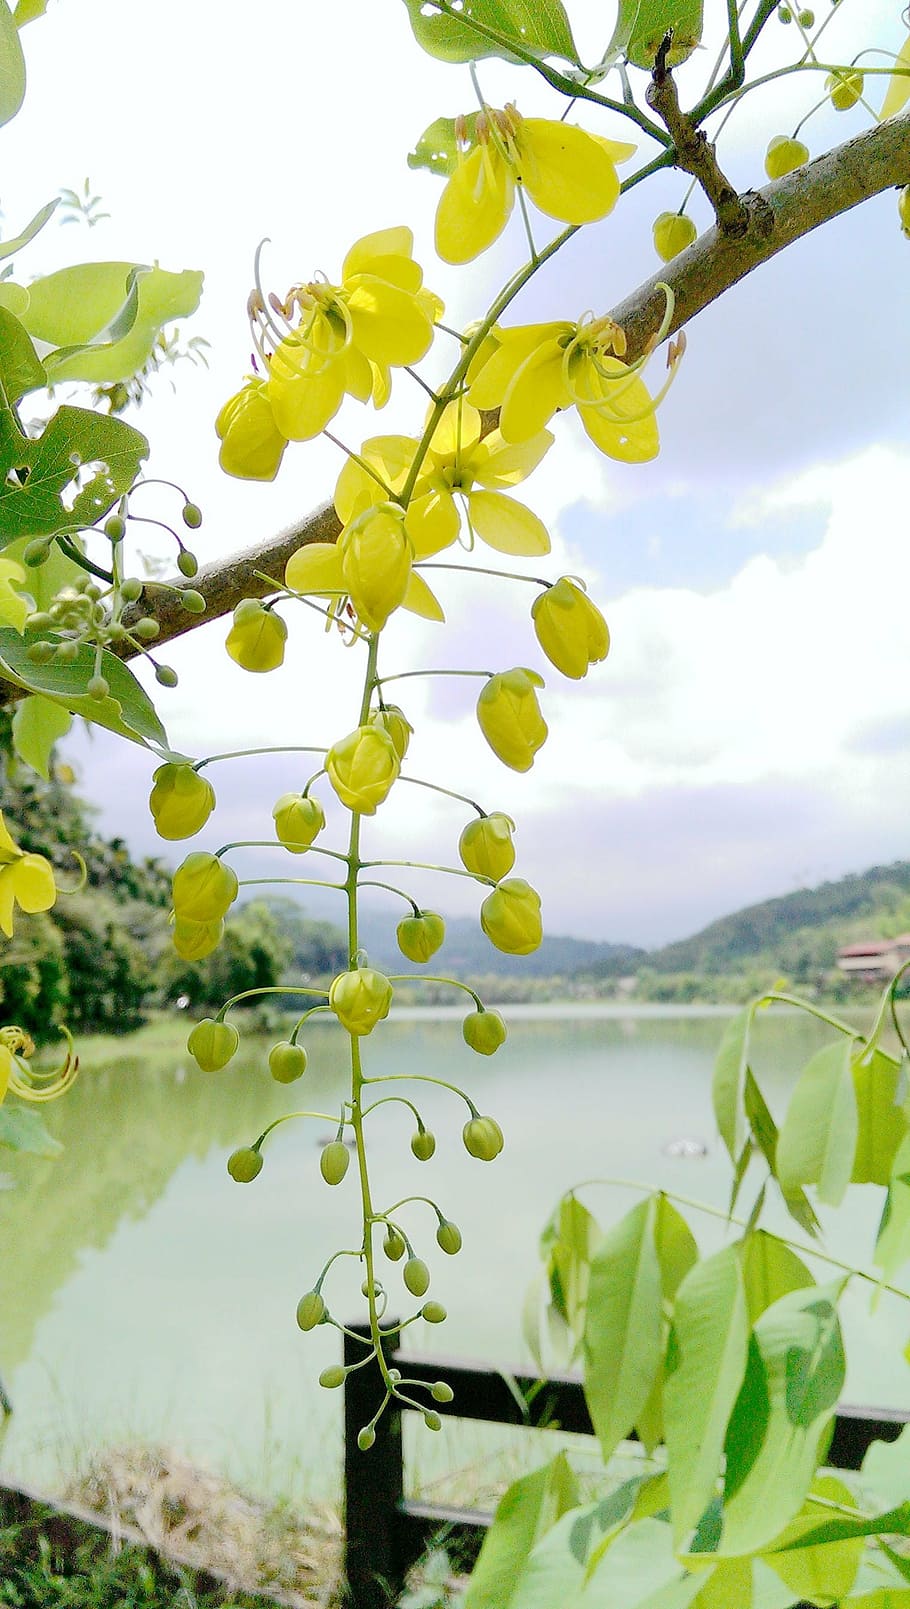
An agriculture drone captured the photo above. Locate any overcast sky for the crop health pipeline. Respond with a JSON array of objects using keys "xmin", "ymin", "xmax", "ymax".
[{"xmin": 4, "ymin": 0, "xmax": 909, "ymax": 946}]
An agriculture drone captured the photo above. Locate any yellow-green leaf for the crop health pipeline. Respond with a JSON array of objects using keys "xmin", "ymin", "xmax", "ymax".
[
  {"xmin": 11, "ymin": 693, "xmax": 72, "ymax": 778},
  {"xmin": 881, "ymin": 31, "xmax": 910, "ymax": 120}
]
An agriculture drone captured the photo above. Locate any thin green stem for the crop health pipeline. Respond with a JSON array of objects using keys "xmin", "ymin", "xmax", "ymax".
[
  {"xmin": 216, "ymin": 839, "xmax": 349, "ymax": 864},
  {"xmin": 398, "ymin": 775, "xmax": 485, "ymax": 814},
  {"xmin": 377, "ymin": 668, "xmax": 493, "ymax": 684},
  {"xmin": 361, "ymin": 857, "xmax": 494, "ymax": 887},
  {"xmin": 255, "ymin": 1109, "xmax": 340, "ymax": 1147},
  {"xmin": 195, "ymin": 745, "xmax": 326, "ymax": 770},
  {"xmin": 217, "ymin": 984, "xmax": 327, "ymax": 1018},
  {"xmin": 239, "ymin": 876, "xmax": 345, "ymax": 893},
  {"xmin": 388, "ymin": 974, "xmax": 482, "ymax": 1007},
  {"xmin": 361, "ymin": 1071, "xmax": 478, "ymax": 1112},
  {"xmin": 419, "ymin": 561, "xmax": 549, "ymax": 587},
  {"xmin": 758, "ymin": 992, "xmax": 863, "ymax": 1039},
  {"xmin": 361, "ymin": 1096, "xmax": 423, "ymax": 1122},
  {"xmin": 358, "ymin": 878, "xmax": 420, "ymax": 914}
]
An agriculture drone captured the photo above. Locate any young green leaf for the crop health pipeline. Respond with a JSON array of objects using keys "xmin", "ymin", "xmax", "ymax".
[
  {"xmin": 739, "ymin": 1230, "xmax": 813, "ymax": 1326},
  {"xmin": 762, "ymin": 1474, "xmax": 864, "ymax": 1602},
  {"xmin": 408, "ymin": 113, "xmax": 478, "ymax": 177},
  {"xmin": 0, "ymin": 405, "xmax": 148, "ymax": 542},
  {"xmin": 852, "ymin": 1047, "xmax": 907, "ymax": 1184},
  {"xmin": 0, "ymin": 0, "xmax": 25, "ymax": 127},
  {"xmin": 880, "ymin": 30, "xmax": 910, "ymax": 120},
  {"xmin": 605, "ymin": 0, "xmax": 704, "ymax": 71},
  {"xmin": 0, "ymin": 628, "xmax": 170, "ymax": 750},
  {"xmin": 0, "ymin": 307, "xmax": 45, "ymax": 403},
  {"xmin": 581, "ymin": 1516, "xmax": 703, "ymax": 1608},
  {"xmin": 495, "ymin": 1484, "xmax": 643, "ymax": 1609},
  {"xmin": 712, "ymin": 1007, "xmax": 752, "ymax": 1162},
  {"xmin": 462, "ymin": 1453, "xmax": 578, "ymax": 1609},
  {"xmin": 0, "ymin": 197, "xmax": 58, "ymax": 262},
  {"xmin": 402, "ymin": 0, "xmax": 578, "ymax": 66},
  {"xmin": 0, "ymin": 1104, "xmax": 62, "ymax": 1156},
  {"xmin": 776, "ymin": 1038, "xmax": 858, "ymax": 1207},
  {"xmin": 19, "ymin": 262, "xmax": 204, "ymax": 385},
  {"xmin": 874, "ymin": 1131, "xmax": 910, "ymax": 1281},
  {"xmin": 584, "ymin": 1196, "xmax": 663, "ymax": 1462},
  {"xmin": 11, "ymin": 693, "xmax": 72, "ymax": 779}
]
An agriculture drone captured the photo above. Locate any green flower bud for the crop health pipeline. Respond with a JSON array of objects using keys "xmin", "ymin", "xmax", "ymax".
[
  {"xmin": 320, "ymin": 1140, "xmax": 351, "ymax": 1185},
  {"xmin": 149, "ymin": 763, "xmax": 215, "ymax": 841},
  {"xmin": 411, "ymin": 1129, "xmax": 436, "ymax": 1161},
  {"xmin": 826, "ymin": 68, "xmax": 863, "ymax": 110},
  {"xmin": 404, "ymin": 1257, "xmax": 430, "ymax": 1297},
  {"xmin": 26, "ymin": 641, "xmax": 55, "ymax": 666},
  {"xmin": 269, "ymin": 1041, "xmax": 308, "ymax": 1083},
  {"xmin": 227, "ymin": 1146, "xmax": 263, "ymax": 1182},
  {"xmin": 319, "ymin": 1365, "xmax": 348, "ymax": 1390},
  {"xmin": 459, "ymin": 813, "xmax": 516, "ymax": 882},
  {"xmin": 462, "ymin": 1007, "xmax": 507, "ymax": 1056},
  {"xmin": 652, "ymin": 212, "xmax": 697, "ymax": 262},
  {"xmin": 134, "ymin": 617, "xmax": 160, "ymax": 640},
  {"xmin": 172, "ymin": 916, "xmax": 224, "ymax": 960},
  {"xmin": 396, "ymin": 911, "xmax": 445, "ymax": 964},
  {"xmin": 216, "ymin": 379, "xmax": 288, "ymax": 481},
  {"xmin": 357, "ymin": 1426, "xmax": 376, "ymax": 1451},
  {"xmin": 23, "ymin": 538, "xmax": 52, "ymax": 566},
  {"xmin": 226, "ymin": 598, "xmax": 288, "ymax": 673},
  {"xmin": 272, "ymin": 792, "xmax": 325, "ymax": 853},
  {"xmin": 476, "ymin": 668, "xmax": 547, "ymax": 772},
  {"xmin": 480, "ymin": 878, "xmax": 542, "ymax": 956},
  {"xmin": 180, "ymin": 589, "xmax": 207, "ymax": 615},
  {"xmin": 177, "ymin": 549, "xmax": 199, "ymax": 578},
  {"xmin": 531, "ymin": 578, "xmax": 610, "ymax": 680},
  {"xmin": 369, "ymin": 703, "xmax": 413, "ymax": 762},
  {"xmin": 326, "ymin": 725, "xmax": 399, "ymax": 814},
  {"xmin": 155, "ymin": 665, "xmax": 179, "ymax": 688},
  {"xmin": 182, "ymin": 502, "xmax": 203, "ymax": 529},
  {"xmin": 187, "ymin": 1017, "xmax": 240, "ymax": 1072},
  {"xmin": 340, "ymin": 503, "xmax": 413, "ymax": 632},
  {"xmin": 424, "ymin": 1411, "xmax": 442, "ymax": 1431},
  {"xmin": 431, "ymin": 1381, "xmax": 454, "ymax": 1402},
  {"xmin": 119, "ymin": 578, "xmax": 143, "ymax": 604},
  {"xmin": 383, "ymin": 1227, "xmax": 407, "ymax": 1262},
  {"xmin": 422, "ymin": 1301, "xmax": 447, "ymax": 1324},
  {"xmin": 87, "ymin": 675, "xmax": 110, "ymax": 702},
  {"xmin": 104, "ymin": 514, "xmax": 126, "ymax": 540},
  {"xmin": 436, "ymin": 1220, "xmax": 462, "ymax": 1255},
  {"xmin": 764, "ymin": 135, "xmax": 809, "ymax": 180},
  {"xmin": 296, "ymin": 1290, "xmax": 326, "ymax": 1331},
  {"xmin": 329, "ymin": 967, "xmax": 393, "ymax": 1036},
  {"xmin": 172, "ymin": 852, "xmax": 239, "ymax": 922},
  {"xmin": 55, "ymin": 639, "xmax": 79, "ymax": 661},
  {"xmin": 463, "ymin": 1116, "xmax": 504, "ymax": 1161}
]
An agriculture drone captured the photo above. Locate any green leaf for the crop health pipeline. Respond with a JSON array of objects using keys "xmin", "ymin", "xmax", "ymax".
[
  {"xmin": 712, "ymin": 1008, "xmax": 751, "ymax": 1162},
  {"xmin": 777, "ymin": 1038, "xmax": 858, "ymax": 1207},
  {"xmin": 3, "ymin": 531, "xmax": 85, "ymax": 614},
  {"xmin": 763, "ymin": 1474, "xmax": 863, "ymax": 1603},
  {"xmin": 654, "ymin": 1192, "xmax": 698, "ymax": 1300},
  {"xmin": 852, "ymin": 1048, "xmax": 907, "ymax": 1184},
  {"xmin": 584, "ymin": 1196, "xmax": 663, "ymax": 1462},
  {"xmin": 689, "ymin": 1557, "xmax": 798, "ymax": 1609},
  {"xmin": 874, "ymin": 1131, "xmax": 910, "ymax": 1281},
  {"xmin": 402, "ymin": 0, "xmax": 579, "ymax": 66},
  {"xmin": 11, "ymin": 693, "xmax": 72, "ymax": 777},
  {"xmin": 462, "ymin": 1453, "xmax": 579, "ymax": 1609},
  {"xmin": 718, "ymin": 1281, "xmax": 846, "ymax": 1556},
  {"xmin": 604, "ymin": 0, "xmax": 704, "ymax": 71},
  {"xmin": 408, "ymin": 113, "xmax": 479, "ymax": 177},
  {"xmin": 0, "ymin": 1103, "xmax": 62, "ymax": 1156},
  {"xmin": 844, "ymin": 1592, "xmax": 910, "ymax": 1608},
  {"xmin": 0, "ymin": 197, "xmax": 58, "ymax": 262},
  {"xmin": 739, "ymin": 1231, "xmax": 813, "ymax": 1326},
  {"xmin": 863, "ymin": 1424, "xmax": 910, "ymax": 1510},
  {"xmin": 744, "ymin": 1068, "xmax": 821, "ymax": 1239},
  {"xmin": 769, "ymin": 1502, "xmax": 910, "ymax": 1551},
  {"xmin": 0, "ymin": 627, "xmax": 170, "ymax": 750},
  {"xmin": 13, "ymin": 0, "xmax": 49, "ymax": 23},
  {"xmin": 881, "ymin": 30, "xmax": 910, "ymax": 120},
  {"xmin": 581, "ymin": 1517, "xmax": 703, "ymax": 1608},
  {"xmin": 0, "ymin": 404, "xmax": 148, "ymax": 543},
  {"xmin": 544, "ymin": 1193, "xmax": 600, "ymax": 1358},
  {"xmin": 20, "ymin": 262, "xmax": 204, "ymax": 385},
  {"xmin": 504, "ymin": 1484, "xmax": 643, "ymax": 1609},
  {"xmin": 0, "ymin": 0, "xmax": 25, "ymax": 127},
  {"xmin": 664, "ymin": 1246, "xmax": 749, "ymax": 1546},
  {"xmin": 0, "ymin": 306, "xmax": 45, "ymax": 403}
]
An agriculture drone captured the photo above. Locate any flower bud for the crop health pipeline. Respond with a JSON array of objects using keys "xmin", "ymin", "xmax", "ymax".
[
  {"xmin": 272, "ymin": 793, "xmax": 325, "ymax": 853},
  {"xmin": 182, "ymin": 503, "xmax": 203, "ymax": 530},
  {"xmin": 431, "ymin": 1381, "xmax": 454, "ymax": 1402},
  {"xmin": 436, "ymin": 1220, "xmax": 462, "ymax": 1255},
  {"xmin": 296, "ymin": 1291, "xmax": 326, "ymax": 1331},
  {"xmin": 396, "ymin": 910, "xmax": 445, "ymax": 964},
  {"xmin": 319, "ymin": 1365, "xmax": 348, "ymax": 1390},
  {"xmin": 187, "ymin": 1017, "xmax": 240, "ymax": 1072},
  {"xmin": 216, "ymin": 379, "xmax": 287, "ymax": 481},
  {"xmin": 463, "ymin": 1115, "xmax": 504, "ymax": 1161},
  {"xmin": 764, "ymin": 135, "xmax": 809, "ymax": 180},
  {"xmin": 340, "ymin": 503, "xmax": 413, "ymax": 632},
  {"xmin": 411, "ymin": 1129, "xmax": 436, "ymax": 1161},
  {"xmin": 326, "ymin": 726, "xmax": 399, "ymax": 814},
  {"xmin": 422, "ymin": 1301, "xmax": 447, "ymax": 1324},
  {"xmin": 480, "ymin": 878, "xmax": 542, "ymax": 955},
  {"xmin": 458, "ymin": 813, "xmax": 516, "ymax": 882},
  {"xmin": 404, "ymin": 1257, "xmax": 430, "ymax": 1297},
  {"xmin": 172, "ymin": 852, "xmax": 239, "ymax": 922},
  {"xmin": 172, "ymin": 916, "xmax": 224, "ymax": 961},
  {"xmin": 269, "ymin": 1041, "xmax": 308, "ymax": 1083},
  {"xmin": 462, "ymin": 1007, "xmax": 507, "ymax": 1056},
  {"xmin": 227, "ymin": 1146, "xmax": 263, "ymax": 1182},
  {"xmin": 358, "ymin": 1427, "xmax": 376, "ymax": 1451},
  {"xmin": 424, "ymin": 1410, "xmax": 442, "ymax": 1431},
  {"xmin": 826, "ymin": 68, "xmax": 863, "ymax": 109},
  {"xmin": 477, "ymin": 668, "xmax": 547, "ymax": 771},
  {"xmin": 149, "ymin": 762, "xmax": 215, "ymax": 841},
  {"xmin": 384, "ymin": 1227, "xmax": 406, "ymax": 1262},
  {"xmin": 369, "ymin": 703, "xmax": 413, "ymax": 761},
  {"xmin": 329, "ymin": 967, "xmax": 394, "ymax": 1036},
  {"xmin": 652, "ymin": 212, "xmax": 697, "ymax": 262},
  {"xmin": 226, "ymin": 599, "xmax": 288, "ymax": 673},
  {"xmin": 532, "ymin": 578, "xmax": 609, "ymax": 680},
  {"xmin": 320, "ymin": 1140, "xmax": 351, "ymax": 1185}
]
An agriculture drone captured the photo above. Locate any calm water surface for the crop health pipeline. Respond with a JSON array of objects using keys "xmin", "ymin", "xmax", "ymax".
[{"xmin": 1, "ymin": 1005, "xmax": 906, "ymax": 1502}]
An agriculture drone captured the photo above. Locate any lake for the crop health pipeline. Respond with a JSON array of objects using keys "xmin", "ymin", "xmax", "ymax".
[{"xmin": 1, "ymin": 1004, "xmax": 907, "ymax": 1505}]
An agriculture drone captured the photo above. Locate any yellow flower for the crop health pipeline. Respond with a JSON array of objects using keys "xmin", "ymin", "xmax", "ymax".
[
  {"xmin": 149, "ymin": 763, "xmax": 216, "ymax": 841},
  {"xmin": 369, "ymin": 704, "xmax": 413, "ymax": 761},
  {"xmin": 436, "ymin": 104, "xmax": 635, "ymax": 264},
  {"xmin": 532, "ymin": 577, "xmax": 610, "ymax": 679},
  {"xmin": 273, "ymin": 794, "xmax": 325, "ymax": 853},
  {"xmin": 215, "ymin": 379, "xmax": 287, "ymax": 481},
  {"xmin": 172, "ymin": 916, "xmax": 225, "ymax": 961},
  {"xmin": 258, "ymin": 227, "xmax": 439, "ymax": 442},
  {"xmin": 339, "ymin": 503, "xmax": 413, "ymax": 632},
  {"xmin": 172, "ymin": 853, "xmax": 239, "ymax": 922},
  {"xmin": 329, "ymin": 967, "xmax": 394, "ymax": 1035},
  {"xmin": 458, "ymin": 812, "xmax": 516, "ymax": 882},
  {"xmin": 225, "ymin": 599, "xmax": 288, "ymax": 672},
  {"xmin": 0, "ymin": 813, "xmax": 57, "ymax": 937},
  {"xmin": 476, "ymin": 668, "xmax": 547, "ymax": 772},
  {"xmin": 326, "ymin": 725, "xmax": 400, "ymax": 814},
  {"xmin": 0, "ymin": 1025, "xmax": 78, "ymax": 1107},
  {"xmin": 467, "ymin": 312, "xmax": 676, "ymax": 464}
]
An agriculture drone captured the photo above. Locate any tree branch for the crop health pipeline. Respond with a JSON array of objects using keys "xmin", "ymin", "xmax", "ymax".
[
  {"xmin": 646, "ymin": 44, "xmax": 750, "ymax": 233},
  {"xmin": 2, "ymin": 109, "xmax": 909, "ymax": 709}
]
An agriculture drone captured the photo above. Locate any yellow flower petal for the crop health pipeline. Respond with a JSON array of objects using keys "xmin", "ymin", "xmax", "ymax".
[
  {"xmin": 576, "ymin": 359, "xmax": 660, "ymax": 464},
  {"xmin": 517, "ymin": 119, "xmax": 624, "ymax": 224},
  {"xmin": 343, "ymin": 344, "xmax": 374, "ymax": 403},
  {"xmin": 467, "ymin": 490, "xmax": 550, "ymax": 556},
  {"xmin": 13, "ymin": 853, "xmax": 57, "ymax": 915},
  {"xmin": 472, "ymin": 428, "xmax": 555, "ymax": 489},
  {"xmin": 500, "ymin": 339, "xmax": 569, "ymax": 442},
  {"xmin": 334, "ymin": 436, "xmax": 420, "ymax": 524},
  {"xmin": 429, "ymin": 400, "xmax": 483, "ymax": 461},
  {"xmin": 466, "ymin": 323, "xmax": 570, "ymax": 410},
  {"xmin": 285, "ymin": 542, "xmax": 346, "ymax": 596},
  {"xmin": 216, "ymin": 380, "xmax": 287, "ymax": 481},
  {"xmin": 0, "ymin": 869, "xmax": 16, "ymax": 936},
  {"xmin": 345, "ymin": 276, "xmax": 433, "ymax": 366},
  {"xmin": 370, "ymin": 361, "xmax": 392, "ymax": 408},
  {"xmin": 404, "ymin": 485, "xmax": 461, "ymax": 558},
  {"xmin": 435, "ymin": 143, "xmax": 515, "ymax": 265},
  {"xmin": 403, "ymin": 570, "xmax": 446, "ymax": 622},
  {"xmin": 342, "ymin": 227, "xmax": 415, "ymax": 279},
  {"xmin": 0, "ymin": 812, "xmax": 20, "ymax": 862},
  {"xmin": 268, "ymin": 342, "xmax": 347, "ymax": 441}
]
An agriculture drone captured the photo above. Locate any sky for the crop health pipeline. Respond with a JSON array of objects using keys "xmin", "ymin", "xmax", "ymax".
[{"xmin": 3, "ymin": 0, "xmax": 909, "ymax": 947}]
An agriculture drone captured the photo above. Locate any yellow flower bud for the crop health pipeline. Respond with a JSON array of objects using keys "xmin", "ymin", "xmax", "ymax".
[
  {"xmin": 480, "ymin": 878, "xmax": 542, "ymax": 955},
  {"xmin": 340, "ymin": 503, "xmax": 413, "ymax": 632},
  {"xmin": 458, "ymin": 813, "xmax": 516, "ymax": 882},
  {"xmin": 326, "ymin": 725, "xmax": 400, "ymax": 814},
  {"xmin": 764, "ymin": 136, "xmax": 809, "ymax": 180},
  {"xmin": 369, "ymin": 703, "xmax": 413, "ymax": 761},
  {"xmin": 215, "ymin": 379, "xmax": 287, "ymax": 481},
  {"xmin": 397, "ymin": 910, "xmax": 445, "ymax": 963},
  {"xmin": 826, "ymin": 68, "xmax": 863, "ymax": 110},
  {"xmin": 225, "ymin": 598, "xmax": 288, "ymax": 673},
  {"xmin": 476, "ymin": 668, "xmax": 547, "ymax": 772},
  {"xmin": 172, "ymin": 852, "xmax": 239, "ymax": 921},
  {"xmin": 272, "ymin": 793, "xmax": 325, "ymax": 853},
  {"xmin": 172, "ymin": 916, "xmax": 224, "ymax": 960},
  {"xmin": 462, "ymin": 1007, "xmax": 507, "ymax": 1055},
  {"xmin": 329, "ymin": 967, "xmax": 394, "ymax": 1035},
  {"xmin": 187, "ymin": 1018, "xmax": 240, "ymax": 1072},
  {"xmin": 652, "ymin": 212, "xmax": 697, "ymax": 263},
  {"xmin": 531, "ymin": 578, "xmax": 610, "ymax": 680},
  {"xmin": 148, "ymin": 763, "xmax": 215, "ymax": 841}
]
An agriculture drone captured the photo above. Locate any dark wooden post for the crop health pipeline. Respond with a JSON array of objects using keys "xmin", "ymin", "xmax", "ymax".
[{"xmin": 343, "ymin": 1322, "xmax": 404, "ymax": 1609}]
